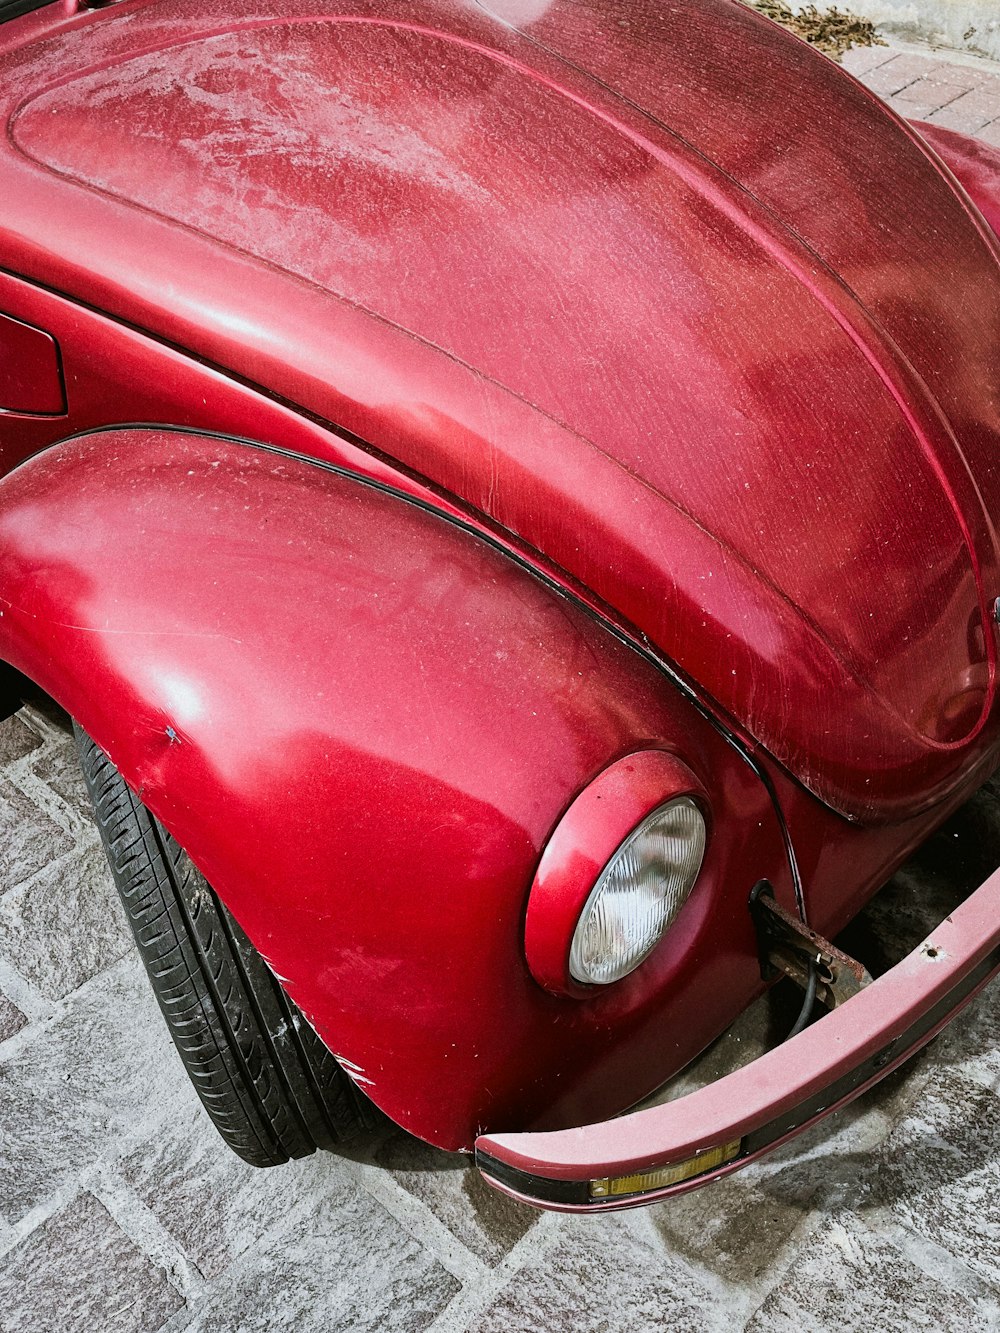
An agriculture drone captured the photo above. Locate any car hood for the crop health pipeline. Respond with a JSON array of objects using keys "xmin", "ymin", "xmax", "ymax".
[{"xmin": 3, "ymin": 0, "xmax": 1000, "ymax": 821}]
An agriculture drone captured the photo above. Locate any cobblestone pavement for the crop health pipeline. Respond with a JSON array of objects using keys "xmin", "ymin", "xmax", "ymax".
[{"xmin": 5, "ymin": 35, "xmax": 1000, "ymax": 1333}]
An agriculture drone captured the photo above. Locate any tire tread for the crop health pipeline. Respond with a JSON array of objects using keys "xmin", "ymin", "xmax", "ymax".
[{"xmin": 75, "ymin": 725, "xmax": 371, "ymax": 1166}]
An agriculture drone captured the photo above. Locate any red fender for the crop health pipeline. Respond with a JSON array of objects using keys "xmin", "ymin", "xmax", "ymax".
[
  {"xmin": 912, "ymin": 120, "xmax": 1000, "ymax": 243},
  {"xmin": 0, "ymin": 426, "xmax": 796, "ymax": 1146}
]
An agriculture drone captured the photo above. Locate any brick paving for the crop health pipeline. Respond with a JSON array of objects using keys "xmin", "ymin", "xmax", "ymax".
[
  {"xmin": 5, "ymin": 34, "xmax": 1000, "ymax": 1333},
  {"xmin": 842, "ymin": 41, "xmax": 1000, "ymax": 144}
]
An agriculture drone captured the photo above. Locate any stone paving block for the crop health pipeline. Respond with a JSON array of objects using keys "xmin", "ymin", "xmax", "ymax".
[
  {"xmin": 0, "ymin": 1191, "xmax": 183, "ymax": 1333},
  {"xmin": 745, "ymin": 1213, "xmax": 993, "ymax": 1332},
  {"xmin": 0, "ymin": 715, "xmax": 42, "ymax": 766},
  {"xmin": 875, "ymin": 1072, "xmax": 1000, "ymax": 1282},
  {"xmin": 640, "ymin": 1097, "xmax": 893, "ymax": 1290},
  {"xmin": 948, "ymin": 88, "xmax": 1000, "ymax": 120},
  {"xmin": 467, "ymin": 1217, "xmax": 716, "ymax": 1332},
  {"xmin": 648, "ymin": 1169, "xmax": 807, "ymax": 1287},
  {"xmin": 0, "ymin": 778, "xmax": 72, "ymax": 894},
  {"xmin": 889, "ymin": 77, "xmax": 968, "ymax": 117},
  {"xmin": 0, "ymin": 842, "xmax": 130, "ymax": 1000},
  {"xmin": 840, "ymin": 44, "xmax": 897, "ymax": 77},
  {"xmin": 973, "ymin": 118, "xmax": 1000, "ymax": 148},
  {"xmin": 870, "ymin": 52, "xmax": 943, "ymax": 83},
  {"xmin": 375, "ymin": 1130, "xmax": 537, "ymax": 1266},
  {"xmin": 29, "ymin": 736, "xmax": 96, "ymax": 823},
  {"xmin": 884, "ymin": 93, "xmax": 945, "ymax": 122},
  {"xmin": 0, "ymin": 958, "xmax": 193, "ymax": 1224},
  {"xmin": 729, "ymin": 1085, "xmax": 899, "ymax": 1211},
  {"xmin": 927, "ymin": 89, "xmax": 1000, "ymax": 132},
  {"xmin": 897, "ymin": 71, "xmax": 980, "ymax": 98},
  {"xmin": 861, "ymin": 55, "xmax": 931, "ymax": 97},
  {"xmin": 120, "ymin": 1104, "xmax": 354, "ymax": 1281},
  {"xmin": 0, "ymin": 988, "xmax": 26, "ymax": 1042},
  {"xmin": 924, "ymin": 59, "xmax": 1000, "ymax": 89},
  {"xmin": 916, "ymin": 974, "xmax": 1000, "ymax": 1089},
  {"xmin": 184, "ymin": 1182, "xmax": 461, "ymax": 1333}
]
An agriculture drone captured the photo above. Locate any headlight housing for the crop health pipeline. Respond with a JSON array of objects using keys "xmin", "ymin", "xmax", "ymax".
[
  {"xmin": 524, "ymin": 750, "xmax": 710, "ymax": 997},
  {"xmin": 568, "ymin": 797, "xmax": 706, "ymax": 985}
]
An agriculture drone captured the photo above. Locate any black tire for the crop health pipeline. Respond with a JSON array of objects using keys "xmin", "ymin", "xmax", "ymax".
[{"xmin": 75, "ymin": 724, "xmax": 373, "ymax": 1166}]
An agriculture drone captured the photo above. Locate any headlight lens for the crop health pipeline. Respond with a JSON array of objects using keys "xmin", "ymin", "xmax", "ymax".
[{"xmin": 568, "ymin": 796, "xmax": 706, "ymax": 985}]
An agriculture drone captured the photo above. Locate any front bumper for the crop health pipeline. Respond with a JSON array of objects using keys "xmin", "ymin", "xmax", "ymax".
[{"xmin": 476, "ymin": 863, "xmax": 1000, "ymax": 1211}]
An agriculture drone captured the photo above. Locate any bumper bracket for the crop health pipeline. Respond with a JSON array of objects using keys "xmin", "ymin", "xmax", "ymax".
[{"xmin": 749, "ymin": 879, "xmax": 872, "ymax": 1009}]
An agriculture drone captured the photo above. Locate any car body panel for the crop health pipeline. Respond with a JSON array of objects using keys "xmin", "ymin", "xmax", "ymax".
[
  {"xmin": 0, "ymin": 310, "xmax": 64, "ymax": 414},
  {"xmin": 0, "ymin": 265, "xmax": 992, "ymax": 1146},
  {"xmin": 0, "ymin": 424, "xmax": 808, "ymax": 1145},
  {"xmin": 1, "ymin": 0, "xmax": 1000, "ymax": 1165},
  {"xmin": 2, "ymin": 426, "xmax": 987, "ymax": 1152},
  {"xmin": 912, "ymin": 120, "xmax": 1000, "ymax": 243},
  {"xmin": 0, "ymin": 0, "xmax": 998, "ymax": 822}
]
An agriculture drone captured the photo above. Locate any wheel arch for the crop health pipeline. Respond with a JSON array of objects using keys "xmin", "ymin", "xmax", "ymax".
[{"xmin": 0, "ymin": 424, "xmax": 788, "ymax": 1147}]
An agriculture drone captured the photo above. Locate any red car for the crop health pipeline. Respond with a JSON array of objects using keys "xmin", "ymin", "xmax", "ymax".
[{"xmin": 2, "ymin": 0, "xmax": 1000, "ymax": 1213}]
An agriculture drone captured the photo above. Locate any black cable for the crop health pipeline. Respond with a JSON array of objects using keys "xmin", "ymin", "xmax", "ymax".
[{"xmin": 786, "ymin": 957, "xmax": 819, "ymax": 1040}]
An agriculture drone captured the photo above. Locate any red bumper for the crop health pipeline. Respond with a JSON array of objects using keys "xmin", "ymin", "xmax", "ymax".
[{"xmin": 476, "ymin": 864, "xmax": 1000, "ymax": 1211}]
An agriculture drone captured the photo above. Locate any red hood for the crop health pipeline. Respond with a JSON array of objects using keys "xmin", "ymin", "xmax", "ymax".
[{"xmin": 2, "ymin": 0, "xmax": 1000, "ymax": 821}]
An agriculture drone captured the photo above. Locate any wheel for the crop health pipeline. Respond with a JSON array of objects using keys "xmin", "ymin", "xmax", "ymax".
[{"xmin": 75, "ymin": 723, "xmax": 374, "ymax": 1166}]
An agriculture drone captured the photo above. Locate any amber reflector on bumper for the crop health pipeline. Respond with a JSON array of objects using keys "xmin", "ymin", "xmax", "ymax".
[{"xmin": 589, "ymin": 1139, "xmax": 743, "ymax": 1199}]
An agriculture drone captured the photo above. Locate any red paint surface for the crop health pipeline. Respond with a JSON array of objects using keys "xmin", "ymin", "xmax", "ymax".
[
  {"xmin": 0, "ymin": 427, "xmax": 796, "ymax": 1144},
  {"xmin": 0, "ymin": 1, "xmax": 997, "ymax": 1150},
  {"xmin": 0, "ymin": 261, "xmax": 989, "ymax": 1148},
  {"xmin": 0, "ymin": 0, "xmax": 997, "ymax": 819},
  {"xmin": 0, "ymin": 310, "xmax": 64, "ymax": 415},
  {"xmin": 910, "ymin": 120, "xmax": 1000, "ymax": 242}
]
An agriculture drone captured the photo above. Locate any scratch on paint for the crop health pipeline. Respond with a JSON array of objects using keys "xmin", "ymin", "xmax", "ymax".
[
  {"xmin": 0, "ymin": 597, "xmax": 243, "ymax": 643},
  {"xmin": 334, "ymin": 1054, "xmax": 376, "ymax": 1087}
]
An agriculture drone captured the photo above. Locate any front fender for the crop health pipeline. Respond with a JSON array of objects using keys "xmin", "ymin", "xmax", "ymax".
[
  {"xmin": 0, "ymin": 427, "xmax": 793, "ymax": 1147},
  {"xmin": 912, "ymin": 120, "xmax": 1000, "ymax": 243}
]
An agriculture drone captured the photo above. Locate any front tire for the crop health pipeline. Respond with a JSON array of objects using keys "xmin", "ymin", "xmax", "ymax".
[{"xmin": 75, "ymin": 725, "xmax": 373, "ymax": 1166}]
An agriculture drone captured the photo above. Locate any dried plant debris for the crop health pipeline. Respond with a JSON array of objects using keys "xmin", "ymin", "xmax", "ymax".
[{"xmin": 742, "ymin": 0, "xmax": 886, "ymax": 60}]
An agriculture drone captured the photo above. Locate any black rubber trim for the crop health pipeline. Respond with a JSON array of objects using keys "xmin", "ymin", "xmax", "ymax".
[
  {"xmin": 742, "ymin": 939, "xmax": 1000, "ymax": 1152},
  {"xmin": 0, "ymin": 0, "xmax": 54, "ymax": 23},
  {"xmin": 476, "ymin": 1152, "xmax": 590, "ymax": 1206},
  {"xmin": 7, "ymin": 420, "xmax": 808, "ymax": 919},
  {"xmin": 476, "ymin": 940, "xmax": 1000, "ymax": 1206}
]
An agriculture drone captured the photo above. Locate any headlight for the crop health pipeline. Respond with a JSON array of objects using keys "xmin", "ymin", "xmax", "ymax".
[
  {"xmin": 524, "ymin": 750, "xmax": 710, "ymax": 997},
  {"xmin": 568, "ymin": 797, "xmax": 706, "ymax": 985}
]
